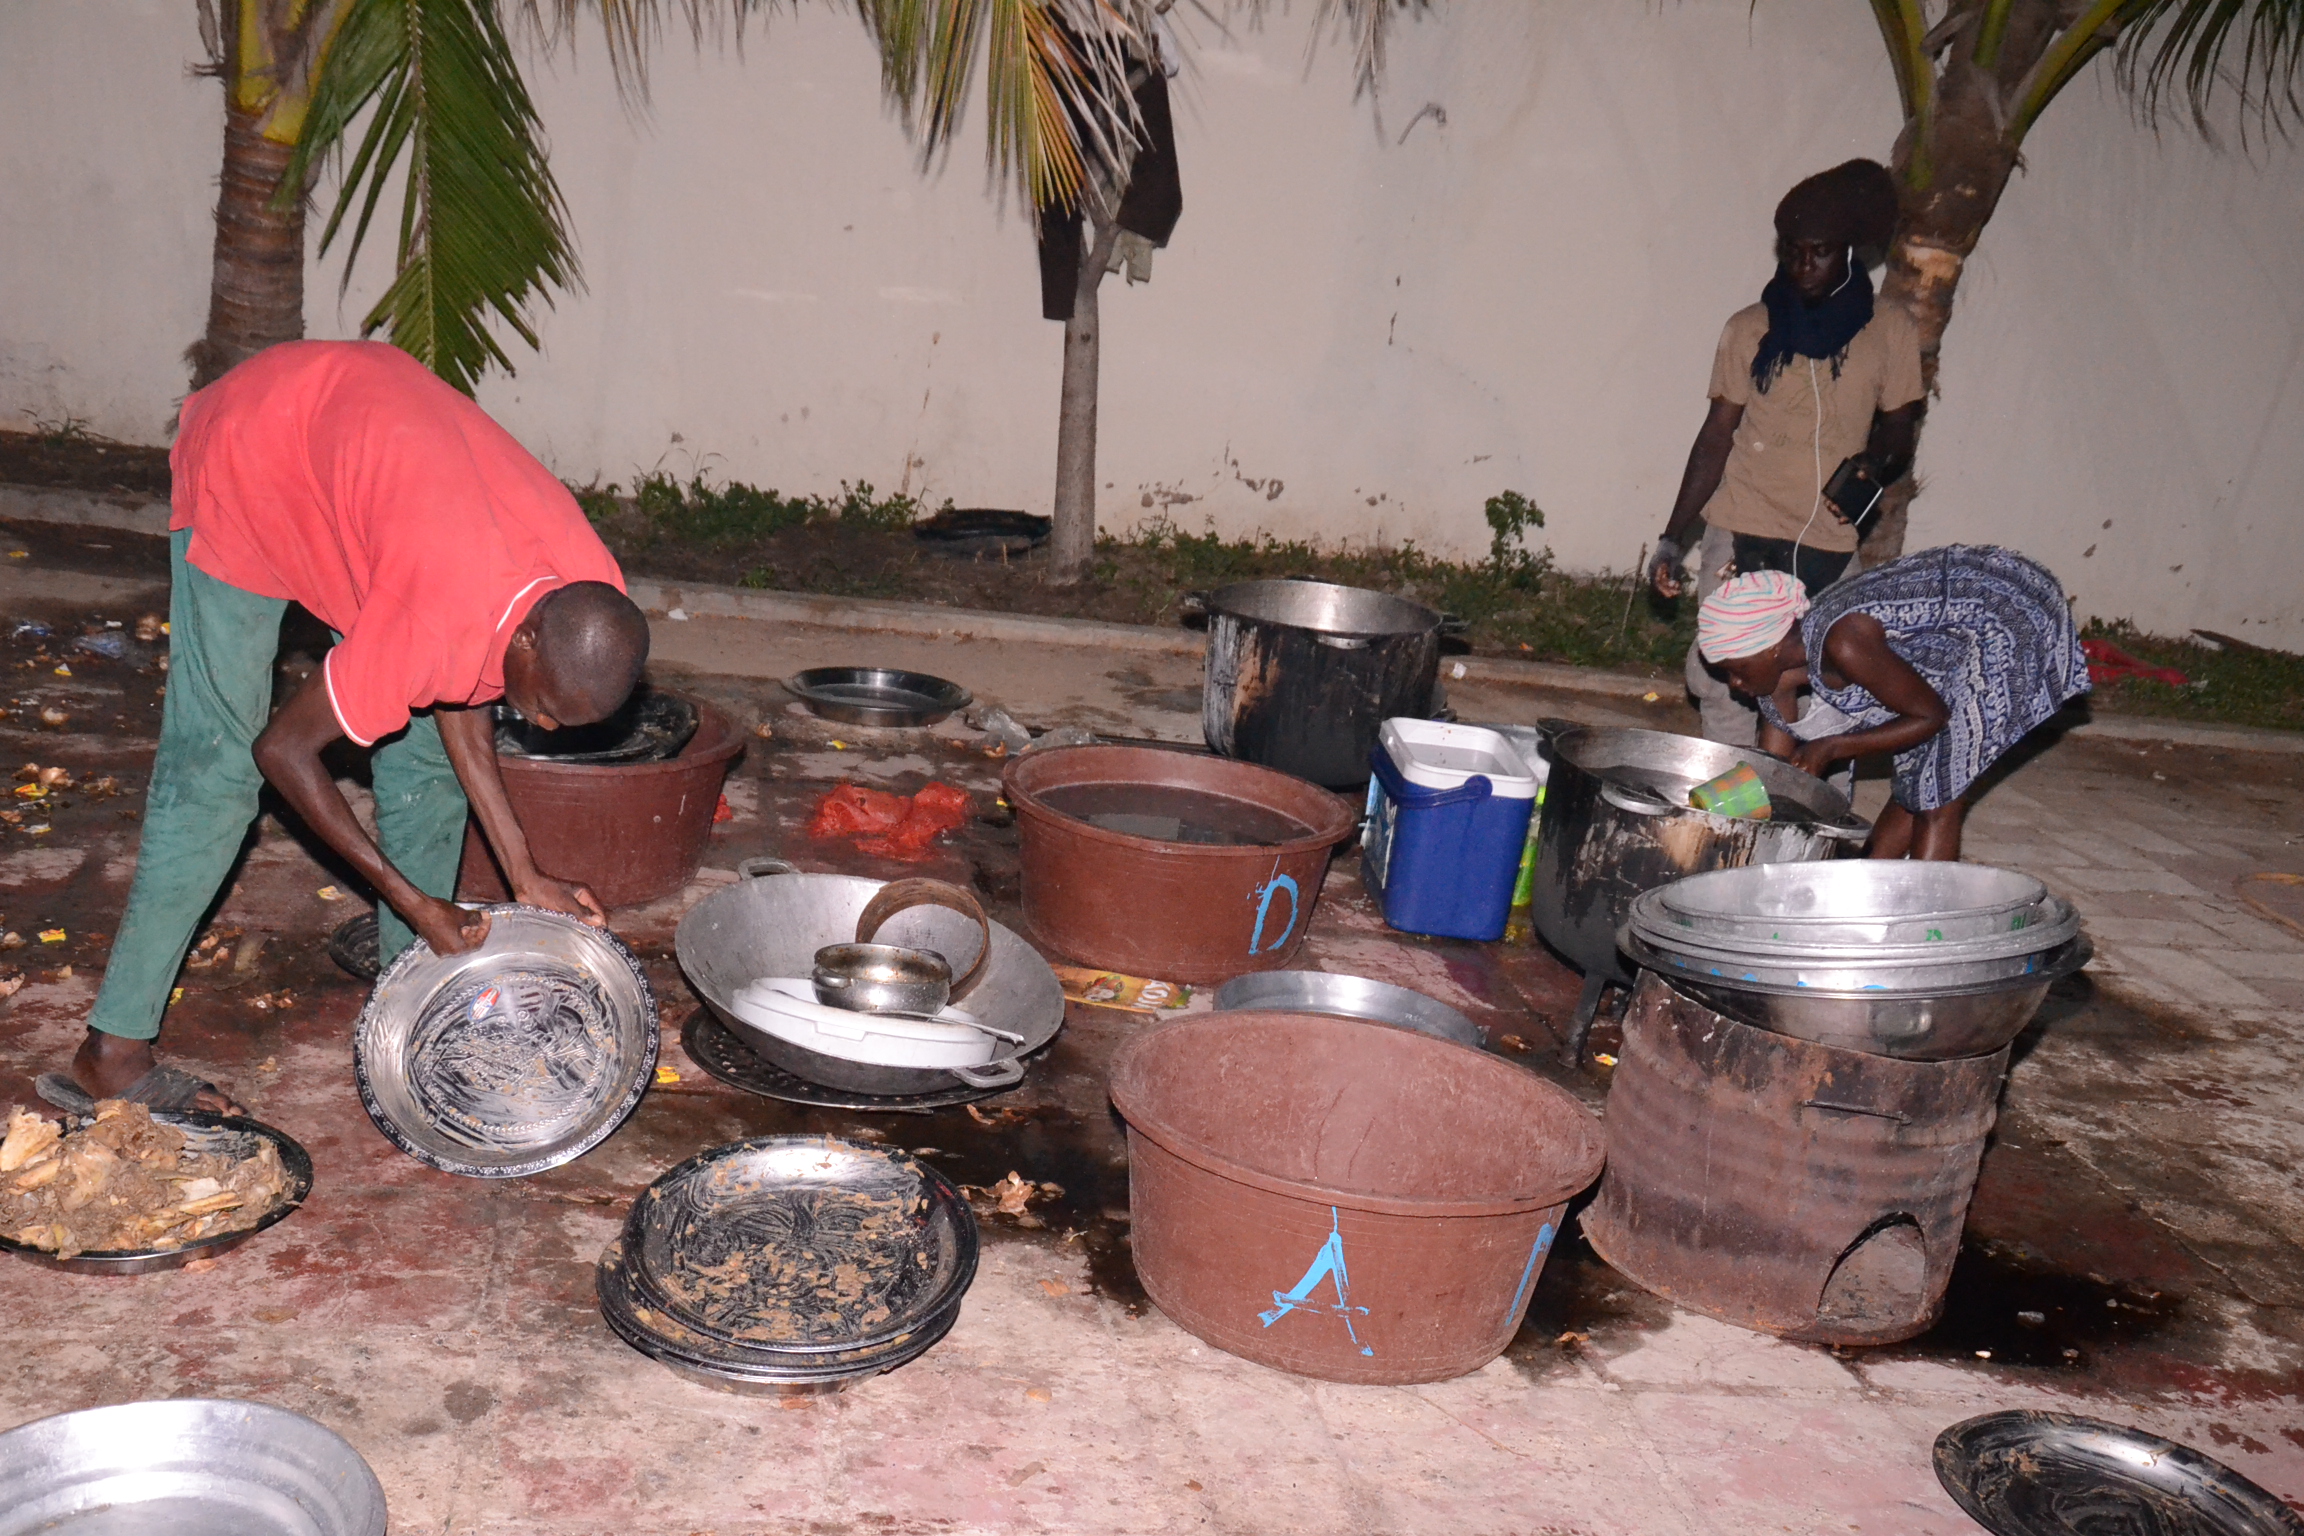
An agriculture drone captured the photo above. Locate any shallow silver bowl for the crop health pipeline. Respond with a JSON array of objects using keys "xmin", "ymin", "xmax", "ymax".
[
  {"xmin": 1654, "ymin": 860, "xmax": 2051, "ymax": 945},
  {"xmin": 677, "ymin": 860, "xmax": 1064, "ymax": 1096},
  {"xmin": 1628, "ymin": 889, "xmax": 2081, "ymax": 964},
  {"xmin": 354, "ymin": 904, "xmax": 658, "ymax": 1178},
  {"xmin": 1621, "ymin": 926, "xmax": 2060, "ymax": 990},
  {"xmin": 0, "ymin": 1399, "xmax": 386, "ymax": 1536},
  {"xmin": 1632, "ymin": 937, "xmax": 2093, "ymax": 1059},
  {"xmin": 786, "ymin": 667, "xmax": 972, "ymax": 728},
  {"xmin": 1212, "ymin": 970, "xmax": 1483, "ymax": 1049}
]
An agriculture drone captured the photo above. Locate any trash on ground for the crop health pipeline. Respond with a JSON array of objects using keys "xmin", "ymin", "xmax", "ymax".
[
  {"xmin": 1052, "ymin": 965, "xmax": 1191, "ymax": 1014},
  {"xmin": 74, "ymin": 632, "xmax": 129, "ymax": 660},
  {"xmin": 0, "ymin": 970, "xmax": 22, "ymax": 1000},
  {"xmin": 0, "ymin": 1102, "xmax": 291, "ymax": 1260},
  {"xmin": 133, "ymin": 614, "xmax": 165, "ymax": 642},
  {"xmin": 37, "ymin": 931, "xmax": 64, "ymax": 945},
  {"xmin": 315, "ymin": 886, "xmax": 342, "ymax": 902},
  {"xmin": 37, "ymin": 708, "xmax": 68, "ymax": 728},
  {"xmin": 249, "ymin": 990, "xmax": 297, "ymax": 1012},
  {"xmin": 805, "ymin": 781, "xmax": 971, "ymax": 861}
]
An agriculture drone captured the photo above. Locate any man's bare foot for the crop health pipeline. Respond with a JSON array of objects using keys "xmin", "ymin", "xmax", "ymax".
[{"xmin": 69, "ymin": 1030, "xmax": 244, "ymax": 1116}]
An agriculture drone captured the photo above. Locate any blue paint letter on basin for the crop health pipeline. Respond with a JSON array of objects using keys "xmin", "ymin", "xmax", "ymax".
[{"xmin": 1257, "ymin": 1206, "xmax": 1374, "ymax": 1356}]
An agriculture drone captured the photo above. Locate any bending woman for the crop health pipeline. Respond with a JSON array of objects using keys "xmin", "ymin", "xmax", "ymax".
[{"xmin": 1696, "ymin": 546, "xmax": 2090, "ymax": 860}]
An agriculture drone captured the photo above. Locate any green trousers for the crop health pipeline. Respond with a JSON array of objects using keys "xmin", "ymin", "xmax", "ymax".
[{"xmin": 88, "ymin": 531, "xmax": 469, "ymax": 1040}]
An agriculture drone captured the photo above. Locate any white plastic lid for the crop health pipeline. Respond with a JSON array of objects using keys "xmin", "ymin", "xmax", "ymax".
[{"xmin": 1378, "ymin": 719, "xmax": 1538, "ymax": 798}]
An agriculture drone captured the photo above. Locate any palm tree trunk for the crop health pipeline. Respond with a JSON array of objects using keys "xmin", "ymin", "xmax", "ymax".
[
  {"xmin": 1049, "ymin": 215, "xmax": 1122, "ymax": 585},
  {"xmin": 187, "ymin": 105, "xmax": 307, "ymax": 391},
  {"xmin": 1864, "ymin": 0, "xmax": 2058, "ymax": 563}
]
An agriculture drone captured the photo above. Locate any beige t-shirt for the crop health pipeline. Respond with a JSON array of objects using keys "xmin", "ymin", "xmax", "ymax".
[{"xmin": 1699, "ymin": 301, "xmax": 1924, "ymax": 553}]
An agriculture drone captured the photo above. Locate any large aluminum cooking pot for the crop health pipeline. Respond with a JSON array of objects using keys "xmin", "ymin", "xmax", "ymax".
[
  {"xmin": 1190, "ymin": 579, "xmax": 1456, "ymax": 788},
  {"xmin": 1531, "ymin": 722, "xmax": 1869, "ymax": 991}
]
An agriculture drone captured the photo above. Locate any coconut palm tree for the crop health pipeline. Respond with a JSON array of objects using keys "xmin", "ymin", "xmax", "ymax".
[
  {"xmin": 186, "ymin": 0, "xmax": 576, "ymax": 395},
  {"xmin": 858, "ymin": 0, "xmax": 1419, "ymax": 583},
  {"xmin": 1859, "ymin": 0, "xmax": 2304, "ymax": 555}
]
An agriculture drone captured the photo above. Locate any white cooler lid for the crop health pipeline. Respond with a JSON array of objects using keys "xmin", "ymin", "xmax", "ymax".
[{"xmin": 1378, "ymin": 719, "xmax": 1538, "ymax": 797}]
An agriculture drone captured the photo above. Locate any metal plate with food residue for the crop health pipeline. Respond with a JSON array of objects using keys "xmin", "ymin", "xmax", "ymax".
[
  {"xmin": 354, "ymin": 906, "xmax": 657, "ymax": 1178},
  {"xmin": 1934, "ymin": 1411, "xmax": 2304, "ymax": 1536},
  {"xmin": 620, "ymin": 1136, "xmax": 977, "ymax": 1356},
  {"xmin": 597, "ymin": 1137, "xmax": 978, "ymax": 1390}
]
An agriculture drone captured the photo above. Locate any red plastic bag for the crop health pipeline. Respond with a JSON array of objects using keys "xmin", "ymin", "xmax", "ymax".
[
  {"xmin": 2082, "ymin": 638, "xmax": 2188, "ymax": 689},
  {"xmin": 806, "ymin": 781, "xmax": 971, "ymax": 861}
]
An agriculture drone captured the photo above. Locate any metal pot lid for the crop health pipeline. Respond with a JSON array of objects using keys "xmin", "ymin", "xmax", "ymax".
[
  {"xmin": 1202, "ymin": 578, "xmax": 1441, "ymax": 637},
  {"xmin": 726, "ymin": 978, "xmax": 997, "ymax": 1068},
  {"xmin": 353, "ymin": 905, "xmax": 658, "ymax": 1178},
  {"xmin": 607, "ymin": 1136, "xmax": 978, "ymax": 1360},
  {"xmin": 0, "ymin": 1399, "xmax": 386, "ymax": 1536},
  {"xmin": 1628, "ymin": 889, "xmax": 2082, "ymax": 963},
  {"xmin": 1934, "ymin": 1410, "xmax": 2304, "ymax": 1536},
  {"xmin": 1657, "ymin": 860, "xmax": 2048, "ymax": 925}
]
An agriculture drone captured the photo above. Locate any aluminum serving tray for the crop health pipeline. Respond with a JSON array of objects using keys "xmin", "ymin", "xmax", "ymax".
[
  {"xmin": 1934, "ymin": 1409, "xmax": 2304, "ymax": 1536},
  {"xmin": 354, "ymin": 904, "xmax": 658, "ymax": 1178},
  {"xmin": 0, "ymin": 1112, "xmax": 312, "ymax": 1276},
  {"xmin": 0, "ymin": 1399, "xmax": 386, "ymax": 1536},
  {"xmin": 1212, "ymin": 971, "xmax": 1484, "ymax": 1049}
]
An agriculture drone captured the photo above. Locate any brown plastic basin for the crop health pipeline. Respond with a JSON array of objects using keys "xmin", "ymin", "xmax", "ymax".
[
  {"xmin": 1109, "ymin": 1011, "xmax": 1605, "ymax": 1384},
  {"xmin": 458, "ymin": 694, "xmax": 743, "ymax": 911},
  {"xmin": 1001, "ymin": 744, "xmax": 1356, "ymax": 983}
]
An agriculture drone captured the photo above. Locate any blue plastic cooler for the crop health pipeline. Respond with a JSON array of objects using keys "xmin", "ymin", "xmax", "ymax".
[{"xmin": 1362, "ymin": 721, "xmax": 1537, "ymax": 941}]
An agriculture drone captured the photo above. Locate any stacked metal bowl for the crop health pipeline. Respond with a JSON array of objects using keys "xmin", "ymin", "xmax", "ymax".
[
  {"xmin": 596, "ymin": 1136, "xmax": 978, "ymax": 1393},
  {"xmin": 1620, "ymin": 862, "xmax": 2091, "ymax": 1059}
]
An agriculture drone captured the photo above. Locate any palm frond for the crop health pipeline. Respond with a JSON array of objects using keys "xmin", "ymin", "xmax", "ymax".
[
  {"xmin": 1308, "ymin": 0, "xmax": 1430, "ymax": 103},
  {"xmin": 286, "ymin": 0, "xmax": 581, "ymax": 392},
  {"xmin": 2118, "ymin": 0, "xmax": 2304, "ymax": 136},
  {"xmin": 513, "ymin": 0, "xmax": 790, "ymax": 96},
  {"xmin": 859, "ymin": 0, "xmax": 1151, "ymax": 216}
]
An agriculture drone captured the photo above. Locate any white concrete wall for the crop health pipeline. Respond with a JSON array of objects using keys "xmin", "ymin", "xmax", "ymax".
[{"xmin": 4, "ymin": 1, "xmax": 2301, "ymax": 644}]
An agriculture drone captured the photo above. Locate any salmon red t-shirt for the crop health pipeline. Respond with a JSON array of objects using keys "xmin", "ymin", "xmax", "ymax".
[{"xmin": 169, "ymin": 341, "xmax": 626, "ymax": 747}]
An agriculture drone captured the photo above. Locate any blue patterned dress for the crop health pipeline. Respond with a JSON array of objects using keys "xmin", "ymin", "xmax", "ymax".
[{"xmin": 1757, "ymin": 545, "xmax": 2089, "ymax": 811}]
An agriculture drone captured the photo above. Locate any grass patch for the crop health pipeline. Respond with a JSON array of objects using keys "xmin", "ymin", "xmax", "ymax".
[
  {"xmin": 2079, "ymin": 621, "xmax": 2304, "ymax": 734},
  {"xmin": 581, "ymin": 469, "xmax": 2299, "ymax": 729}
]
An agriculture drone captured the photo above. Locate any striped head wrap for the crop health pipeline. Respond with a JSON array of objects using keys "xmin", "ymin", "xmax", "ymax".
[{"xmin": 1698, "ymin": 571, "xmax": 1810, "ymax": 662}]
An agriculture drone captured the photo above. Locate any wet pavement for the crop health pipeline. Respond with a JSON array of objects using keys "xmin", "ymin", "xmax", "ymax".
[{"xmin": 0, "ymin": 518, "xmax": 2301, "ymax": 1532}]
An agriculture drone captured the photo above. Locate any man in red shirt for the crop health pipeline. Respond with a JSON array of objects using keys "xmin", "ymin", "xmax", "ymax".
[{"xmin": 44, "ymin": 342, "xmax": 649, "ymax": 1115}]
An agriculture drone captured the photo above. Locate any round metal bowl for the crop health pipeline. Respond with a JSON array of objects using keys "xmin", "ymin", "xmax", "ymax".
[
  {"xmin": 0, "ymin": 1112, "xmax": 313, "ymax": 1276},
  {"xmin": 676, "ymin": 861, "xmax": 1064, "ymax": 1096},
  {"xmin": 1620, "ymin": 924, "xmax": 2069, "ymax": 991},
  {"xmin": 785, "ymin": 667, "xmax": 973, "ymax": 728},
  {"xmin": 811, "ymin": 942, "xmax": 953, "ymax": 1015},
  {"xmin": 596, "ymin": 1135, "xmax": 978, "ymax": 1392},
  {"xmin": 353, "ymin": 905, "xmax": 658, "ymax": 1178},
  {"xmin": 1212, "ymin": 971, "xmax": 1483, "ymax": 1050},
  {"xmin": 1635, "ymin": 937, "xmax": 2093, "ymax": 1060},
  {"xmin": 1934, "ymin": 1409, "xmax": 2304, "ymax": 1536},
  {"xmin": 1627, "ymin": 889, "xmax": 2081, "ymax": 965},
  {"xmin": 0, "ymin": 1398, "xmax": 386, "ymax": 1536},
  {"xmin": 1652, "ymin": 860, "xmax": 2054, "ymax": 946}
]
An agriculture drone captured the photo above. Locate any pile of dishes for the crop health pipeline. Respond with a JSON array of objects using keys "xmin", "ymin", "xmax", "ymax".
[
  {"xmin": 1620, "ymin": 862, "xmax": 2092, "ymax": 1059},
  {"xmin": 597, "ymin": 1136, "xmax": 978, "ymax": 1394}
]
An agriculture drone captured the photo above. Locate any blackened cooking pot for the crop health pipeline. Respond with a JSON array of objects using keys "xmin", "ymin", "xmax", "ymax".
[{"xmin": 1190, "ymin": 579, "xmax": 1455, "ymax": 788}]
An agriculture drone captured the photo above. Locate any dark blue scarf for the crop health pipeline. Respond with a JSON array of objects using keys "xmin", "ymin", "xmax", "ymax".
[{"xmin": 1751, "ymin": 262, "xmax": 1873, "ymax": 393}]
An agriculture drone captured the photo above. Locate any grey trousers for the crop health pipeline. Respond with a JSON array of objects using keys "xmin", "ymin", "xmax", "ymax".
[{"xmin": 1683, "ymin": 523, "xmax": 1757, "ymax": 746}]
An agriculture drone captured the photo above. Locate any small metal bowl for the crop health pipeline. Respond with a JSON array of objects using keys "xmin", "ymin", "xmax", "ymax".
[
  {"xmin": 811, "ymin": 942, "xmax": 954, "ymax": 1015},
  {"xmin": 0, "ymin": 1112, "xmax": 312, "ymax": 1276},
  {"xmin": 0, "ymin": 1399, "xmax": 386, "ymax": 1536},
  {"xmin": 785, "ymin": 667, "xmax": 973, "ymax": 728},
  {"xmin": 353, "ymin": 905, "xmax": 658, "ymax": 1178}
]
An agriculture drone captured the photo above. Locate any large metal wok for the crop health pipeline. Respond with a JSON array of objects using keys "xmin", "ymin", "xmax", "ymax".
[
  {"xmin": 676, "ymin": 859, "xmax": 1065, "ymax": 1096},
  {"xmin": 1530, "ymin": 720, "xmax": 1869, "ymax": 1059}
]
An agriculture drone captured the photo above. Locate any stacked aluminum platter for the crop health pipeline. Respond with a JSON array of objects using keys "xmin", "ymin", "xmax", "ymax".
[
  {"xmin": 597, "ymin": 1136, "xmax": 978, "ymax": 1394},
  {"xmin": 1620, "ymin": 862, "xmax": 2092, "ymax": 1059}
]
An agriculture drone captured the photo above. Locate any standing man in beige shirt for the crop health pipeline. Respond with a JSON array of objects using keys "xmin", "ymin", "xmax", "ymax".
[{"xmin": 1649, "ymin": 159, "xmax": 1926, "ymax": 746}]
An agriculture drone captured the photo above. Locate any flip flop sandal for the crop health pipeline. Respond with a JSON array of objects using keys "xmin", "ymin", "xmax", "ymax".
[
  {"xmin": 35, "ymin": 1063, "xmax": 232, "ymax": 1116},
  {"xmin": 328, "ymin": 912, "xmax": 380, "ymax": 982}
]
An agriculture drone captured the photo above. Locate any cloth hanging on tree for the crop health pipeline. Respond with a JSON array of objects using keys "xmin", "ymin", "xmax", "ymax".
[{"xmin": 1036, "ymin": 62, "xmax": 1182, "ymax": 321}]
